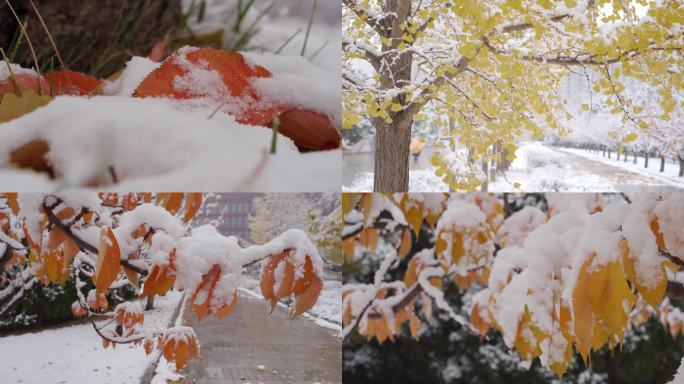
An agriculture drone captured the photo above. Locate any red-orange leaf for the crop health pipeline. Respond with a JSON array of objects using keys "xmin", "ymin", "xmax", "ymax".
[
  {"xmin": 275, "ymin": 108, "xmax": 341, "ymax": 151},
  {"xmin": 44, "ymin": 70, "xmax": 102, "ymax": 96}
]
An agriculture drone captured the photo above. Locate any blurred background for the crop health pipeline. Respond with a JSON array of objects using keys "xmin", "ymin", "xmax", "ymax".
[{"xmin": 0, "ymin": 0, "xmax": 339, "ymax": 77}]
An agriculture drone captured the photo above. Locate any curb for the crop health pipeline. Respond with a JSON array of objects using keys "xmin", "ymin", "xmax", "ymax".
[{"xmin": 139, "ymin": 292, "xmax": 186, "ymax": 384}]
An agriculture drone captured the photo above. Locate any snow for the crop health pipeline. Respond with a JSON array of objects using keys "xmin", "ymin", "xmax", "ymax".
[
  {"xmin": 102, "ymin": 57, "xmax": 160, "ymax": 97},
  {"xmin": 560, "ymin": 147, "xmax": 684, "ymax": 188},
  {"xmin": 344, "ymin": 142, "xmax": 684, "ymax": 193},
  {"xmin": 496, "ymin": 206, "xmax": 546, "ymax": 248},
  {"xmin": 655, "ymin": 192, "xmax": 684, "ymax": 259},
  {"xmin": 245, "ymin": 52, "xmax": 342, "ymax": 128},
  {"xmin": 0, "ymin": 96, "xmax": 340, "ymax": 192},
  {"xmin": 0, "ymin": 63, "xmax": 37, "ymax": 82},
  {"xmin": 622, "ymin": 195, "xmax": 665, "ymax": 288},
  {"xmin": 0, "ymin": 291, "xmax": 183, "ymax": 384}
]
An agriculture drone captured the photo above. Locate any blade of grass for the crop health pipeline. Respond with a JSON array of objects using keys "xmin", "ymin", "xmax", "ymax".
[
  {"xmin": 8, "ymin": 20, "xmax": 26, "ymax": 62},
  {"xmin": 197, "ymin": 0, "xmax": 206, "ymax": 23},
  {"xmin": 27, "ymin": 0, "xmax": 66, "ymax": 70},
  {"xmin": 301, "ymin": 0, "xmax": 318, "ymax": 56},
  {"xmin": 232, "ymin": 1, "xmax": 273, "ymax": 51},
  {"xmin": 308, "ymin": 40, "xmax": 329, "ymax": 61},
  {"xmin": 270, "ymin": 116, "xmax": 280, "ymax": 154},
  {"xmin": 4, "ymin": 0, "xmax": 41, "ymax": 76},
  {"xmin": 1, "ymin": 48, "xmax": 23, "ymax": 96},
  {"xmin": 275, "ymin": 28, "xmax": 301, "ymax": 54},
  {"xmin": 48, "ymin": 56, "xmax": 54, "ymax": 97}
]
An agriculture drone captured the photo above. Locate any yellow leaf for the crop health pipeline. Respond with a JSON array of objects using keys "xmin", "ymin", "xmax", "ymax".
[
  {"xmin": 398, "ymin": 229, "xmax": 412, "ymax": 258},
  {"xmin": 0, "ymin": 90, "xmax": 52, "ymax": 123},
  {"xmin": 405, "ymin": 206, "xmax": 423, "ymax": 236}
]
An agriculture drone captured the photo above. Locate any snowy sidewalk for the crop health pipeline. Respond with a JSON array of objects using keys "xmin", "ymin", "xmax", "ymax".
[
  {"xmin": 0, "ymin": 292, "xmax": 183, "ymax": 384},
  {"xmin": 558, "ymin": 147, "xmax": 684, "ymax": 187},
  {"xmin": 178, "ymin": 291, "xmax": 342, "ymax": 384}
]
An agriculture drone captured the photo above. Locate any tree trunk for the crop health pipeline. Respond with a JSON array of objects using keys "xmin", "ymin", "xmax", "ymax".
[
  {"xmin": 481, "ymin": 156, "xmax": 489, "ymax": 192},
  {"xmin": 374, "ymin": 119, "xmax": 411, "ymax": 191},
  {"xmin": 616, "ymin": 150, "xmax": 620, "ymax": 161},
  {"xmin": 145, "ymin": 294, "xmax": 155, "ymax": 310},
  {"xmin": 372, "ymin": 0, "xmax": 414, "ymax": 192},
  {"xmin": 660, "ymin": 156, "xmax": 665, "ymax": 173},
  {"xmin": 644, "ymin": 152, "xmax": 649, "ymax": 168},
  {"xmin": 679, "ymin": 156, "xmax": 683, "ymax": 177},
  {"xmin": 608, "ymin": 149, "xmax": 611, "ymax": 159},
  {"xmin": 634, "ymin": 152, "xmax": 637, "ymax": 163},
  {"xmin": 624, "ymin": 151, "xmax": 628, "ymax": 162}
]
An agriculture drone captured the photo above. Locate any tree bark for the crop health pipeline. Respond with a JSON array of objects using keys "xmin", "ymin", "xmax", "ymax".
[
  {"xmin": 372, "ymin": 0, "xmax": 414, "ymax": 192},
  {"xmin": 633, "ymin": 152, "xmax": 637, "ymax": 163},
  {"xmin": 660, "ymin": 156, "xmax": 665, "ymax": 173},
  {"xmin": 679, "ymin": 156, "xmax": 683, "ymax": 177},
  {"xmin": 616, "ymin": 150, "xmax": 620, "ymax": 161},
  {"xmin": 644, "ymin": 152, "xmax": 649, "ymax": 168},
  {"xmin": 481, "ymin": 156, "xmax": 489, "ymax": 192},
  {"xmin": 145, "ymin": 294, "xmax": 155, "ymax": 310},
  {"xmin": 374, "ymin": 118, "xmax": 411, "ymax": 191}
]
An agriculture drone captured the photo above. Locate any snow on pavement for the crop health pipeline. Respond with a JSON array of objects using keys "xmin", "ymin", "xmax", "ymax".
[
  {"xmin": 0, "ymin": 291, "xmax": 183, "ymax": 384},
  {"xmin": 558, "ymin": 147, "xmax": 684, "ymax": 187},
  {"xmin": 344, "ymin": 142, "xmax": 683, "ymax": 192}
]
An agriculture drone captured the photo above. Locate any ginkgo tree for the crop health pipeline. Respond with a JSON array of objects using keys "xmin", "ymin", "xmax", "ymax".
[
  {"xmin": 342, "ymin": 192, "xmax": 684, "ymax": 377},
  {"xmin": 0, "ymin": 192, "xmax": 325, "ymax": 372},
  {"xmin": 343, "ymin": 0, "xmax": 684, "ymax": 192}
]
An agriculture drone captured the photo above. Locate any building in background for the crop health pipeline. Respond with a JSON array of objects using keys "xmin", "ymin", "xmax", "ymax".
[{"xmin": 198, "ymin": 193, "xmax": 260, "ymax": 242}]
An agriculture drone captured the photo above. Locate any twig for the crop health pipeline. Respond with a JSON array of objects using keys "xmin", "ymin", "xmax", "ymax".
[
  {"xmin": 108, "ymin": 166, "xmax": 119, "ymax": 184},
  {"xmin": 41, "ymin": 196, "xmax": 149, "ymax": 276}
]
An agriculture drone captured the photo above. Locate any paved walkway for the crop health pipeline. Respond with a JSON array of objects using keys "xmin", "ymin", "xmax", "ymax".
[{"xmin": 179, "ymin": 292, "xmax": 341, "ymax": 384}]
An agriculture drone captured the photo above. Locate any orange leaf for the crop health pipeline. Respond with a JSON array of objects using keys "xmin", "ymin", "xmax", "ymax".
[
  {"xmin": 182, "ymin": 193, "xmax": 203, "ymax": 223},
  {"xmin": 290, "ymin": 255, "xmax": 323, "ymax": 318},
  {"xmin": 6, "ymin": 193, "xmax": 19, "ymax": 215},
  {"xmin": 157, "ymin": 193, "xmax": 184, "ymax": 215},
  {"xmin": 215, "ymin": 293, "xmax": 238, "ymax": 319},
  {"xmin": 260, "ymin": 252, "xmax": 289, "ymax": 309},
  {"xmin": 93, "ymin": 227, "xmax": 121, "ymax": 295},
  {"xmin": 190, "ymin": 264, "xmax": 222, "ymax": 321}
]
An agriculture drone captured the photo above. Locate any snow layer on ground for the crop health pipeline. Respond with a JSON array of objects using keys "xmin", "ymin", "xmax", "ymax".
[
  {"xmin": 488, "ymin": 142, "xmax": 616, "ymax": 192},
  {"xmin": 342, "ymin": 170, "xmax": 448, "ymax": 192},
  {"xmin": 0, "ymin": 292, "xmax": 183, "ymax": 384},
  {"xmin": 343, "ymin": 142, "xmax": 683, "ymax": 192},
  {"xmin": 559, "ymin": 147, "xmax": 684, "ymax": 187},
  {"xmin": 0, "ymin": 96, "xmax": 340, "ymax": 192}
]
